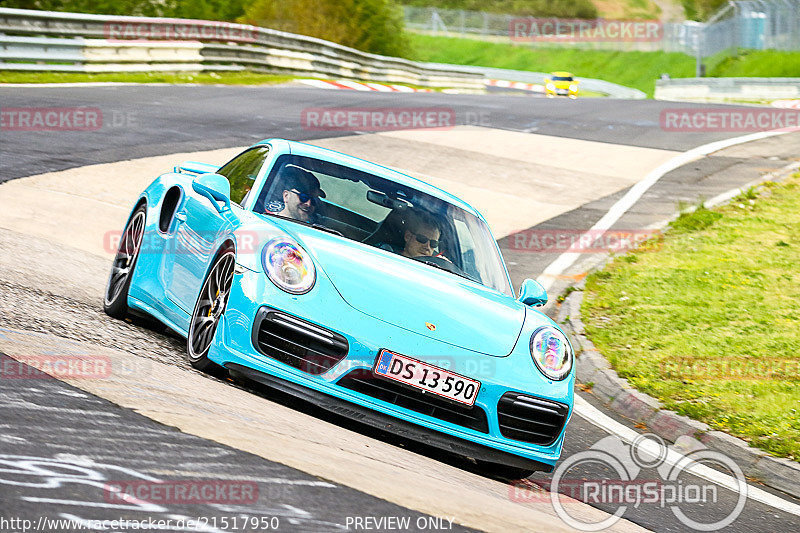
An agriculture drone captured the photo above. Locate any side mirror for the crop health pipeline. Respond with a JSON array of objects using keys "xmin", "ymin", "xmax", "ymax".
[
  {"xmin": 519, "ymin": 279, "xmax": 547, "ymax": 307},
  {"xmin": 192, "ymin": 173, "xmax": 231, "ymax": 212}
]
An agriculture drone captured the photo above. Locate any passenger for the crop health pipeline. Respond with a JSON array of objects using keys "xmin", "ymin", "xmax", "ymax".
[
  {"xmin": 272, "ymin": 166, "xmax": 325, "ymax": 223},
  {"xmin": 401, "ymin": 210, "xmax": 441, "ymax": 258}
]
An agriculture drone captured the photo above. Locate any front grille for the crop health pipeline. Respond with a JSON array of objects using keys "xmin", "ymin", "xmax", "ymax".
[
  {"xmin": 497, "ymin": 393, "xmax": 569, "ymax": 446},
  {"xmin": 253, "ymin": 309, "xmax": 348, "ymax": 375},
  {"xmin": 337, "ymin": 369, "xmax": 489, "ymax": 433}
]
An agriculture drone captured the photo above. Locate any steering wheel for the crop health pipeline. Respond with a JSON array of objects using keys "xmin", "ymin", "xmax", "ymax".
[{"xmin": 412, "ymin": 255, "xmax": 469, "ymax": 278}]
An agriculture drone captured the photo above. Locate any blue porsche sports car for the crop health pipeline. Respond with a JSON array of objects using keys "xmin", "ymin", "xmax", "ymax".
[{"xmin": 104, "ymin": 139, "xmax": 574, "ymax": 478}]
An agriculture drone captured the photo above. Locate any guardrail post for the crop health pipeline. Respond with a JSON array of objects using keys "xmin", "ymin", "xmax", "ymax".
[{"xmin": 696, "ymin": 26, "xmax": 705, "ymax": 77}]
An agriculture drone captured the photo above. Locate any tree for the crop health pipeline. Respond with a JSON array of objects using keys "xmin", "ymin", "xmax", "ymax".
[{"xmin": 241, "ymin": 0, "xmax": 408, "ymax": 56}]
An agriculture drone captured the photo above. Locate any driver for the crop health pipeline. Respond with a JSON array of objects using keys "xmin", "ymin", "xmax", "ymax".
[
  {"xmin": 272, "ymin": 165, "xmax": 325, "ymax": 223},
  {"xmin": 401, "ymin": 211, "xmax": 441, "ymax": 258}
]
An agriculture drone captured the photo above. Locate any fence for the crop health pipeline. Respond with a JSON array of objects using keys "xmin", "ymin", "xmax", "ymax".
[
  {"xmin": 404, "ymin": 1, "xmax": 800, "ymax": 63},
  {"xmin": 0, "ymin": 7, "xmax": 483, "ymax": 89},
  {"xmin": 701, "ymin": 0, "xmax": 800, "ymax": 55}
]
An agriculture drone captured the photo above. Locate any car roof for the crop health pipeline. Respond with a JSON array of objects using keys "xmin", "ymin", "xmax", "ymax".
[
  {"xmin": 550, "ymin": 71, "xmax": 573, "ymax": 77},
  {"xmin": 255, "ymin": 138, "xmax": 482, "ymax": 217}
]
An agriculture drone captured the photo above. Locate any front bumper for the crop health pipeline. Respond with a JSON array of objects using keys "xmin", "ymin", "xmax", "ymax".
[
  {"xmin": 546, "ymin": 88, "xmax": 577, "ymax": 97},
  {"xmin": 208, "ymin": 267, "xmax": 574, "ymax": 469}
]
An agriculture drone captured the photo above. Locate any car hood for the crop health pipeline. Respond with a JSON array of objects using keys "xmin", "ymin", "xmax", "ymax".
[{"xmin": 280, "ymin": 222, "xmax": 525, "ymax": 357}]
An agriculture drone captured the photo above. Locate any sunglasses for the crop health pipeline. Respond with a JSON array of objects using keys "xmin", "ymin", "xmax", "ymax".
[
  {"xmin": 414, "ymin": 233, "xmax": 439, "ymax": 248},
  {"xmin": 290, "ymin": 189, "xmax": 319, "ymax": 205}
]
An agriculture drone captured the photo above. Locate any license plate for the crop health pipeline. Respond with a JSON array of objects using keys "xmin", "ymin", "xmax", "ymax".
[{"xmin": 373, "ymin": 350, "xmax": 481, "ymax": 406}]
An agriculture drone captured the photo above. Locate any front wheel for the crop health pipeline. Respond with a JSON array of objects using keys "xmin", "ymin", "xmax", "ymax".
[
  {"xmin": 104, "ymin": 204, "xmax": 147, "ymax": 319},
  {"xmin": 187, "ymin": 245, "xmax": 236, "ymax": 371}
]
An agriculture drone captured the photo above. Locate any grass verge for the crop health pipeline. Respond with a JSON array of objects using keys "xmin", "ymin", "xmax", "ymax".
[
  {"xmin": 0, "ymin": 71, "xmax": 297, "ymax": 85},
  {"xmin": 406, "ymin": 34, "xmax": 695, "ymax": 96},
  {"xmin": 0, "ymin": 70, "xmax": 449, "ymax": 92},
  {"xmin": 406, "ymin": 34, "xmax": 800, "ymax": 97},
  {"xmin": 582, "ymin": 177, "xmax": 800, "ymax": 460}
]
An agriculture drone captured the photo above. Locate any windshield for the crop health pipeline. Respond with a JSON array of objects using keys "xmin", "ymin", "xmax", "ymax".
[
  {"xmin": 552, "ymin": 76, "xmax": 573, "ymax": 81},
  {"xmin": 252, "ymin": 154, "xmax": 513, "ymax": 296}
]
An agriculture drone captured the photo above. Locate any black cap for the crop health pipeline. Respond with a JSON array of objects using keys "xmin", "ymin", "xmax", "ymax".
[{"xmin": 280, "ymin": 165, "xmax": 326, "ymax": 198}]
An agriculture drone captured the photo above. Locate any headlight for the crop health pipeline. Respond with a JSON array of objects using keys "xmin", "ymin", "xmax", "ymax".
[
  {"xmin": 569, "ymin": 84, "xmax": 578, "ymax": 92},
  {"xmin": 530, "ymin": 326, "xmax": 573, "ymax": 380},
  {"xmin": 261, "ymin": 237, "xmax": 315, "ymax": 294},
  {"xmin": 546, "ymin": 83, "xmax": 556, "ymax": 90}
]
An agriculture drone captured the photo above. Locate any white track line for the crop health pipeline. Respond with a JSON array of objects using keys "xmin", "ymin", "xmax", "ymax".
[
  {"xmin": 551, "ymin": 128, "xmax": 798, "ymax": 515},
  {"xmin": 702, "ymin": 160, "xmax": 800, "ymax": 209},
  {"xmin": 575, "ymin": 396, "xmax": 800, "ymax": 516},
  {"xmin": 535, "ymin": 130, "xmax": 790, "ymax": 292}
]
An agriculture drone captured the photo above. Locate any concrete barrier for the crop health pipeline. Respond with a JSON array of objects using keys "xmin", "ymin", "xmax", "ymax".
[{"xmin": 656, "ymin": 77, "xmax": 800, "ymax": 102}]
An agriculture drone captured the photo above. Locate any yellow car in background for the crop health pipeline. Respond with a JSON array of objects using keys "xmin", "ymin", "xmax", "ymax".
[{"xmin": 545, "ymin": 72, "xmax": 579, "ymax": 98}]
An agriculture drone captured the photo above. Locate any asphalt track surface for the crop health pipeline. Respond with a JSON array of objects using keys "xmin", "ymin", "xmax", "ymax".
[
  {"xmin": 2, "ymin": 85, "xmax": 800, "ymax": 532},
  {"xmin": 0, "ymin": 85, "xmax": 746, "ymax": 183},
  {"xmin": 0, "ymin": 352, "xmax": 476, "ymax": 533}
]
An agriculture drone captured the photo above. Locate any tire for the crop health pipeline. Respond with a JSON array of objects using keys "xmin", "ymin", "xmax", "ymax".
[
  {"xmin": 187, "ymin": 245, "xmax": 236, "ymax": 371},
  {"xmin": 104, "ymin": 204, "xmax": 147, "ymax": 319}
]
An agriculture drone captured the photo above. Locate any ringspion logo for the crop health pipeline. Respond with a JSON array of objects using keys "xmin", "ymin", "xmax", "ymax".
[{"xmin": 511, "ymin": 434, "xmax": 747, "ymax": 531}]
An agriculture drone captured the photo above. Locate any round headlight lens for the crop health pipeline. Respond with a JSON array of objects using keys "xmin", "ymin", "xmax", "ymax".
[
  {"xmin": 546, "ymin": 83, "xmax": 556, "ymax": 90},
  {"xmin": 569, "ymin": 84, "xmax": 578, "ymax": 92},
  {"xmin": 530, "ymin": 326, "xmax": 573, "ymax": 381},
  {"xmin": 262, "ymin": 238, "xmax": 315, "ymax": 294}
]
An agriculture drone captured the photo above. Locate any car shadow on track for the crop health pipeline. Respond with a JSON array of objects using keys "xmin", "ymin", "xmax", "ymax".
[{"xmin": 211, "ymin": 362, "xmax": 539, "ymax": 483}]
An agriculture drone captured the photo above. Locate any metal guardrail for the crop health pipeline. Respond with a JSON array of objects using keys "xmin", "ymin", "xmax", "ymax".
[
  {"xmin": 0, "ymin": 7, "xmax": 649, "ymax": 98},
  {"xmin": 655, "ymin": 77, "xmax": 800, "ymax": 101},
  {"xmin": 0, "ymin": 7, "xmax": 483, "ymax": 88}
]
